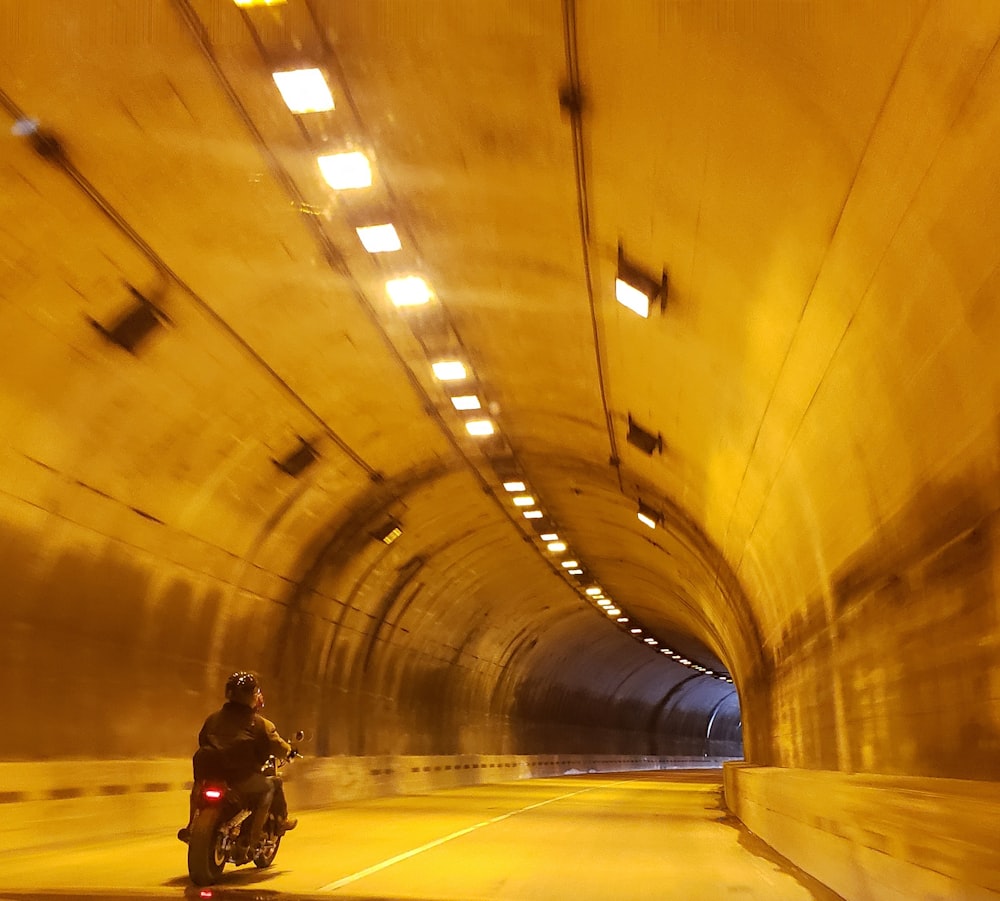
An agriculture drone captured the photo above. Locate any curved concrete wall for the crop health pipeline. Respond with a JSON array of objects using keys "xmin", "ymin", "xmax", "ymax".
[{"xmin": 4, "ymin": 5, "xmax": 1000, "ymax": 881}]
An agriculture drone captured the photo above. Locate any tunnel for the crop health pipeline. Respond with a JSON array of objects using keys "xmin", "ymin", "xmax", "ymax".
[{"xmin": 1, "ymin": 2, "xmax": 999, "ymax": 899}]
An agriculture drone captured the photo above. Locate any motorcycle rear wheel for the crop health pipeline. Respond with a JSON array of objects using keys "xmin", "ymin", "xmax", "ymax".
[
  {"xmin": 253, "ymin": 816, "xmax": 281, "ymax": 868},
  {"xmin": 188, "ymin": 808, "xmax": 226, "ymax": 886}
]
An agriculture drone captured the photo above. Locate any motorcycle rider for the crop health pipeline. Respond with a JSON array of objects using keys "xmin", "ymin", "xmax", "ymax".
[{"xmin": 178, "ymin": 671, "xmax": 298, "ymax": 853}]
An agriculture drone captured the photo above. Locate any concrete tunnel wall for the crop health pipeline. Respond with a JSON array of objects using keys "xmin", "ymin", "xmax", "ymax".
[
  {"xmin": 6, "ymin": 3, "xmax": 1000, "ymax": 896},
  {"xmin": 1, "ymin": 433, "xmax": 740, "ymax": 762}
]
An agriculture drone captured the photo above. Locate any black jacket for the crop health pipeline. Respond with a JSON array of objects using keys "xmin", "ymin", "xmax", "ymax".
[{"xmin": 194, "ymin": 701, "xmax": 291, "ymax": 783}]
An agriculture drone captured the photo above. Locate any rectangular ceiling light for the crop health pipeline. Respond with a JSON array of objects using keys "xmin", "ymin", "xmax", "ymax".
[
  {"xmin": 568, "ymin": 568, "xmax": 583, "ymax": 575},
  {"xmin": 512, "ymin": 496, "xmax": 535, "ymax": 507},
  {"xmin": 637, "ymin": 499, "xmax": 662, "ymax": 529},
  {"xmin": 585, "ymin": 587, "xmax": 602, "ymax": 596},
  {"xmin": 523, "ymin": 510, "xmax": 543, "ymax": 519},
  {"xmin": 357, "ymin": 224, "xmax": 401, "ymax": 253},
  {"xmin": 386, "ymin": 276, "xmax": 432, "ymax": 307},
  {"xmin": 503, "ymin": 481, "xmax": 526, "ymax": 492},
  {"xmin": 561, "ymin": 560, "xmax": 579, "ymax": 568},
  {"xmin": 272, "ymin": 69, "xmax": 334, "ymax": 113},
  {"xmin": 432, "ymin": 361, "xmax": 467, "ymax": 381},
  {"xmin": 450, "ymin": 395, "xmax": 481, "ymax": 411},
  {"xmin": 630, "ymin": 628, "xmax": 642, "ymax": 634},
  {"xmin": 617, "ymin": 246, "xmax": 667, "ymax": 317},
  {"xmin": 617, "ymin": 616, "xmax": 629, "ymax": 623},
  {"xmin": 607, "ymin": 607, "xmax": 621, "ymax": 615},
  {"xmin": 465, "ymin": 420, "xmax": 494, "ymax": 437},
  {"xmin": 546, "ymin": 541, "xmax": 566, "ymax": 552},
  {"xmin": 540, "ymin": 532, "xmax": 558, "ymax": 541},
  {"xmin": 318, "ymin": 151, "xmax": 372, "ymax": 189},
  {"xmin": 615, "ymin": 278, "xmax": 651, "ymax": 318}
]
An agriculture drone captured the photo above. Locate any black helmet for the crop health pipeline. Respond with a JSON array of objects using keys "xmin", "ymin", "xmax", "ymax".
[{"xmin": 225, "ymin": 671, "xmax": 262, "ymax": 708}]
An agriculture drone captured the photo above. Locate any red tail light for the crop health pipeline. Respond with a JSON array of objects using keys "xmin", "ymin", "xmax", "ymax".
[{"xmin": 202, "ymin": 787, "xmax": 223, "ymax": 801}]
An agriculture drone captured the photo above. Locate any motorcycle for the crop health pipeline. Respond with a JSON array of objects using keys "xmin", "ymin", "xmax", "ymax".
[{"xmin": 186, "ymin": 731, "xmax": 304, "ymax": 886}]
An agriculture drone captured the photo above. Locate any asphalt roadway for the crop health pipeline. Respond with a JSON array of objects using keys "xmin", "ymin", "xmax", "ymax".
[{"xmin": 0, "ymin": 770, "xmax": 842, "ymax": 901}]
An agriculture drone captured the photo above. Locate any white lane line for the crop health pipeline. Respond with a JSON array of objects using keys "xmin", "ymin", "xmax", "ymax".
[{"xmin": 318, "ymin": 779, "xmax": 629, "ymax": 892}]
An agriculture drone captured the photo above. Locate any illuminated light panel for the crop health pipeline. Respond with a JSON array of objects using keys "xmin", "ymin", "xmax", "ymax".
[
  {"xmin": 568, "ymin": 569, "xmax": 583, "ymax": 575},
  {"xmin": 504, "ymin": 481, "xmax": 526, "ymax": 492},
  {"xmin": 680, "ymin": 659, "xmax": 691, "ymax": 665},
  {"xmin": 234, "ymin": 0, "xmax": 285, "ymax": 6},
  {"xmin": 523, "ymin": 510, "xmax": 543, "ymax": 519},
  {"xmin": 386, "ymin": 276, "xmax": 432, "ymax": 307},
  {"xmin": 597, "ymin": 600, "xmax": 612, "ymax": 607},
  {"xmin": 318, "ymin": 152, "xmax": 372, "ymax": 189},
  {"xmin": 381, "ymin": 526, "xmax": 402, "ymax": 546},
  {"xmin": 607, "ymin": 607, "xmax": 621, "ymax": 616},
  {"xmin": 585, "ymin": 587, "xmax": 602, "ymax": 596},
  {"xmin": 450, "ymin": 395, "xmax": 481, "ymax": 411},
  {"xmin": 512, "ymin": 496, "xmax": 535, "ymax": 507},
  {"xmin": 272, "ymin": 68, "xmax": 334, "ymax": 113},
  {"xmin": 465, "ymin": 419, "xmax": 494, "ymax": 437},
  {"xmin": 637, "ymin": 510, "xmax": 657, "ymax": 529},
  {"xmin": 615, "ymin": 277, "xmax": 650, "ymax": 318},
  {"xmin": 432, "ymin": 361, "xmax": 467, "ymax": 381},
  {"xmin": 645, "ymin": 638, "xmax": 657, "ymax": 645},
  {"xmin": 546, "ymin": 541, "xmax": 567, "ymax": 552},
  {"xmin": 540, "ymin": 533, "xmax": 558, "ymax": 541},
  {"xmin": 357, "ymin": 224, "xmax": 401, "ymax": 253},
  {"xmin": 561, "ymin": 560, "xmax": 579, "ymax": 568},
  {"xmin": 617, "ymin": 617, "xmax": 628, "ymax": 623},
  {"xmin": 630, "ymin": 628, "xmax": 642, "ymax": 634}
]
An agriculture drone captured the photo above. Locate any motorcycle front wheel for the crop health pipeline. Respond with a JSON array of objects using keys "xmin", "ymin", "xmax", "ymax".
[{"xmin": 188, "ymin": 808, "xmax": 227, "ymax": 886}]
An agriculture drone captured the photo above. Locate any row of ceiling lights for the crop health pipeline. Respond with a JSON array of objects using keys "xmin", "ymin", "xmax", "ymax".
[
  {"xmin": 496, "ymin": 476, "xmax": 733, "ymax": 684},
  {"xmin": 246, "ymin": 0, "xmax": 731, "ymax": 685},
  {"xmin": 266, "ymin": 61, "xmax": 498, "ymax": 435}
]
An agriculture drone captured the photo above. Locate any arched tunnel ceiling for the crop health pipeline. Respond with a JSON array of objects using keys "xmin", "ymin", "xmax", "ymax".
[{"xmin": 3, "ymin": 1, "xmax": 1000, "ymax": 769}]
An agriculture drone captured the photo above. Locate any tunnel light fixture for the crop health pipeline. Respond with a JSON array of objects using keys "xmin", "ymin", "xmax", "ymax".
[
  {"xmin": 705, "ymin": 671, "xmax": 714, "ymax": 675},
  {"xmin": 617, "ymin": 617, "xmax": 629, "ymax": 623},
  {"xmin": 432, "ymin": 360, "xmax": 467, "ymax": 381},
  {"xmin": 630, "ymin": 628, "xmax": 642, "ymax": 634},
  {"xmin": 234, "ymin": 0, "xmax": 285, "ymax": 6},
  {"xmin": 672, "ymin": 654, "xmax": 682, "ymax": 660},
  {"xmin": 465, "ymin": 419, "xmax": 495, "ymax": 437},
  {"xmin": 546, "ymin": 542, "xmax": 567, "ymax": 552},
  {"xmin": 540, "ymin": 532, "xmax": 558, "ymax": 541},
  {"xmin": 644, "ymin": 638, "xmax": 657, "ymax": 645},
  {"xmin": 569, "ymin": 569, "xmax": 583, "ymax": 575},
  {"xmin": 371, "ymin": 518, "xmax": 403, "ymax": 546},
  {"xmin": 597, "ymin": 599, "xmax": 612, "ymax": 607},
  {"xmin": 504, "ymin": 481, "xmax": 526, "ymax": 492},
  {"xmin": 273, "ymin": 436, "xmax": 318, "ymax": 477},
  {"xmin": 523, "ymin": 510, "xmax": 543, "ymax": 519},
  {"xmin": 512, "ymin": 496, "xmax": 535, "ymax": 507},
  {"xmin": 637, "ymin": 500, "xmax": 663, "ymax": 529},
  {"xmin": 616, "ymin": 245, "xmax": 667, "ymax": 317},
  {"xmin": 628, "ymin": 417, "xmax": 664, "ymax": 456},
  {"xmin": 660, "ymin": 649, "xmax": 670, "ymax": 654},
  {"xmin": 450, "ymin": 395, "xmax": 481, "ymax": 411},
  {"xmin": 561, "ymin": 560, "xmax": 579, "ymax": 568},
  {"xmin": 272, "ymin": 68, "xmax": 334, "ymax": 113},
  {"xmin": 607, "ymin": 608, "xmax": 621, "ymax": 616},
  {"xmin": 318, "ymin": 151, "xmax": 372, "ymax": 189},
  {"xmin": 680, "ymin": 658, "xmax": 691, "ymax": 665},
  {"xmin": 357, "ymin": 224, "xmax": 401, "ymax": 253},
  {"xmin": 585, "ymin": 587, "xmax": 602, "ymax": 596},
  {"xmin": 387, "ymin": 276, "xmax": 432, "ymax": 307}
]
